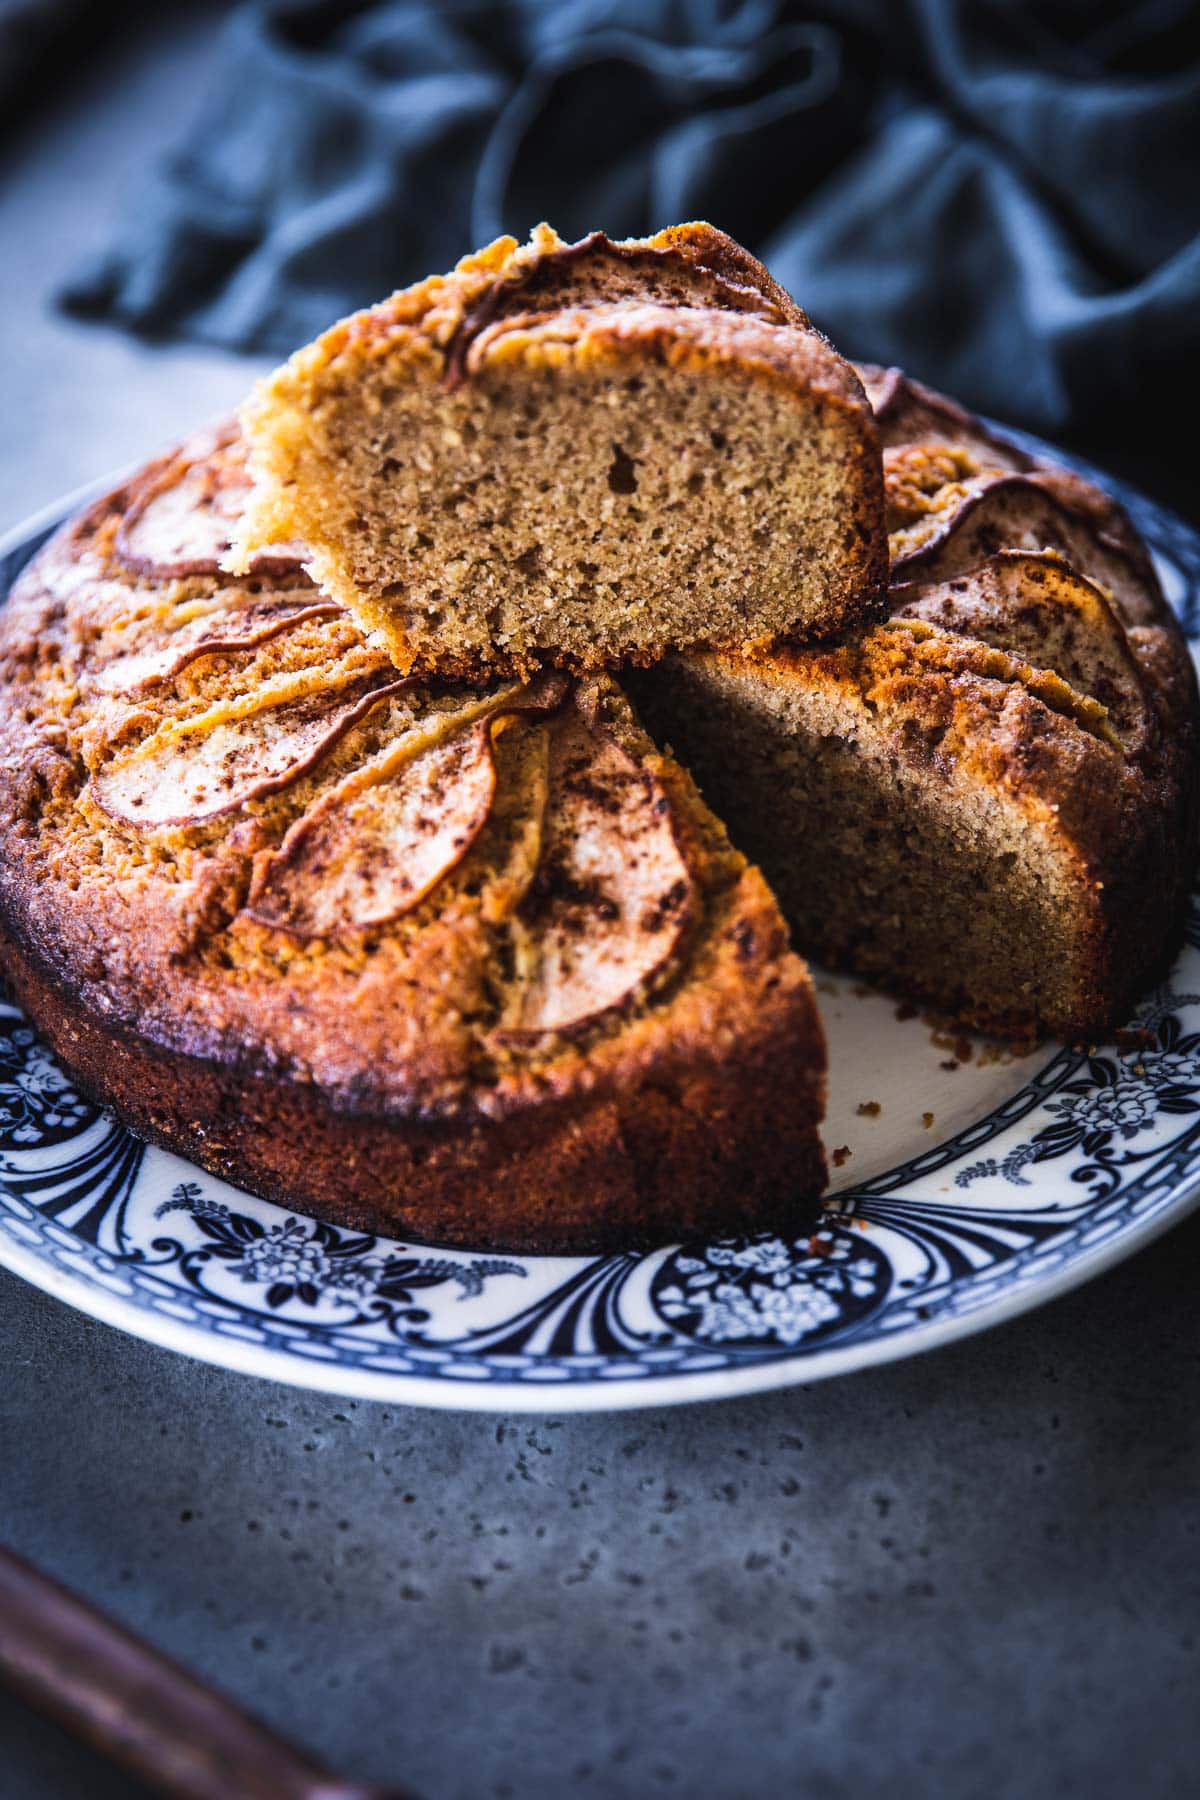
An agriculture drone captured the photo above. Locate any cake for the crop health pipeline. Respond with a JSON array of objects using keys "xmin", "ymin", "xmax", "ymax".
[
  {"xmin": 0, "ymin": 425, "xmax": 827, "ymax": 1253},
  {"xmin": 231, "ymin": 223, "xmax": 887, "ymax": 675},
  {"xmin": 629, "ymin": 369, "xmax": 1199, "ymax": 1038},
  {"xmin": 2, "ymin": 250, "xmax": 1192, "ymax": 1258}
]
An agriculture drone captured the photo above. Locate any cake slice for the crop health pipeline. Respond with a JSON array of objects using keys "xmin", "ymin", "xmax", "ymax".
[
  {"xmin": 231, "ymin": 223, "xmax": 887, "ymax": 676},
  {"xmin": 630, "ymin": 372, "xmax": 1198, "ymax": 1038},
  {"xmin": 0, "ymin": 427, "xmax": 827, "ymax": 1253}
]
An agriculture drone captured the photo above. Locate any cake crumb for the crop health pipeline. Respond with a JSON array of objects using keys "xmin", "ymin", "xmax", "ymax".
[
  {"xmin": 922, "ymin": 1111, "xmax": 935, "ymax": 1129},
  {"xmin": 939, "ymin": 1058, "xmax": 959, "ymax": 1072},
  {"xmin": 831, "ymin": 1145, "xmax": 852, "ymax": 1168},
  {"xmin": 1115, "ymin": 1027, "xmax": 1154, "ymax": 1053},
  {"xmin": 928, "ymin": 1025, "xmax": 975, "ymax": 1064},
  {"xmin": 855, "ymin": 1100, "xmax": 881, "ymax": 1118},
  {"xmin": 894, "ymin": 1001, "xmax": 918, "ymax": 1021}
]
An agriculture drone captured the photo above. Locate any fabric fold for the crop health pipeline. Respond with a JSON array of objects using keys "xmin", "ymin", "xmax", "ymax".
[{"xmin": 58, "ymin": 0, "xmax": 1199, "ymax": 445}]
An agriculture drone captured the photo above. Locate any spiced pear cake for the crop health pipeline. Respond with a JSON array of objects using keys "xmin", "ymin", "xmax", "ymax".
[
  {"xmin": 231, "ymin": 222, "xmax": 887, "ymax": 675},
  {"xmin": 631, "ymin": 370, "xmax": 1198, "ymax": 1038},
  {"xmin": 0, "ymin": 425, "xmax": 827, "ymax": 1253}
]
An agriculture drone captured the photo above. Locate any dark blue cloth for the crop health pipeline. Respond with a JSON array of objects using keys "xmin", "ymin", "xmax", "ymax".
[{"xmin": 61, "ymin": 0, "xmax": 1200, "ymax": 451}]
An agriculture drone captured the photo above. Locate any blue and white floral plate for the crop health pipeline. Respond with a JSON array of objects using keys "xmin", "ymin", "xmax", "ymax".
[{"xmin": 3, "ymin": 449, "xmax": 1200, "ymax": 1411}]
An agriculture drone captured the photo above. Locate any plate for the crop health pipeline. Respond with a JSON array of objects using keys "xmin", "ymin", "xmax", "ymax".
[{"xmin": 3, "ymin": 445, "xmax": 1200, "ymax": 1412}]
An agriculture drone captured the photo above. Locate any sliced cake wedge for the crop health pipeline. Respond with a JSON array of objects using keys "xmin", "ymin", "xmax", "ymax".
[{"xmin": 232, "ymin": 223, "xmax": 886, "ymax": 676}]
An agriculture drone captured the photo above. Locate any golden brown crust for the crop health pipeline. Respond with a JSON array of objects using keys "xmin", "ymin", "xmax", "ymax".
[
  {"xmin": 0, "ymin": 442, "xmax": 826, "ymax": 1252},
  {"xmin": 338, "ymin": 221, "xmax": 812, "ymax": 365},
  {"xmin": 0, "ymin": 919, "xmax": 825, "ymax": 1255},
  {"xmin": 439, "ymin": 222, "xmax": 813, "ymax": 386}
]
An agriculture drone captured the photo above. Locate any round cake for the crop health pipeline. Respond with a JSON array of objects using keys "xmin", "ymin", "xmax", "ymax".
[
  {"xmin": 1, "ymin": 342, "xmax": 1194, "ymax": 1254},
  {"xmin": 0, "ymin": 425, "xmax": 827, "ymax": 1253}
]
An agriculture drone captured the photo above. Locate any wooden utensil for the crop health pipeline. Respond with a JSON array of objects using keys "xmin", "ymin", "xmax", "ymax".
[{"xmin": 0, "ymin": 1545, "xmax": 415, "ymax": 1800}]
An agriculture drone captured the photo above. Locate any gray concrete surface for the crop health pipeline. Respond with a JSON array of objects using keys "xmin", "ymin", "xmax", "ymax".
[{"xmin": 1, "ymin": 13, "xmax": 1199, "ymax": 1798}]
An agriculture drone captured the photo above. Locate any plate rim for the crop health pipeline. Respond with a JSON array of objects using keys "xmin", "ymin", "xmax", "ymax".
[
  {"xmin": 3, "ymin": 440, "xmax": 1199, "ymax": 1411},
  {"xmin": 2, "ymin": 1159, "xmax": 1198, "ymax": 1411}
]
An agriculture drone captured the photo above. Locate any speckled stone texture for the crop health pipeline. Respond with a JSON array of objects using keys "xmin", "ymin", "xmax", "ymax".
[
  {"xmin": 3, "ymin": 1227, "xmax": 1200, "ymax": 1800},
  {"xmin": 2, "ymin": 12, "xmax": 1200, "ymax": 1798}
]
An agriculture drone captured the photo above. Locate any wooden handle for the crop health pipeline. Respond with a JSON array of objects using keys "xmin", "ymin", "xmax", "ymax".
[{"xmin": 0, "ymin": 1546, "xmax": 413, "ymax": 1800}]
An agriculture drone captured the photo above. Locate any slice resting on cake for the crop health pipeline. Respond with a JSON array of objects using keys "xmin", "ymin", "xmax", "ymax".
[
  {"xmin": 0, "ymin": 426, "xmax": 827, "ymax": 1253},
  {"xmin": 231, "ymin": 222, "xmax": 887, "ymax": 675},
  {"xmin": 630, "ymin": 370, "xmax": 1199, "ymax": 1038}
]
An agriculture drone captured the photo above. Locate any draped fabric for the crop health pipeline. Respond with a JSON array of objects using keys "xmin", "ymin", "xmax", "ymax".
[
  {"xmin": 1, "ymin": 0, "xmax": 88, "ymax": 109},
  {"xmin": 60, "ymin": 0, "xmax": 1200, "ymax": 452}
]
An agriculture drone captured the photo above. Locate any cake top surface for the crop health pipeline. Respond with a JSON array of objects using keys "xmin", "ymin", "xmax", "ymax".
[
  {"xmin": 310, "ymin": 221, "xmax": 812, "ymax": 368},
  {"xmin": 860, "ymin": 364, "xmax": 1193, "ymax": 762},
  {"xmin": 245, "ymin": 221, "xmax": 868, "ymax": 430}
]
